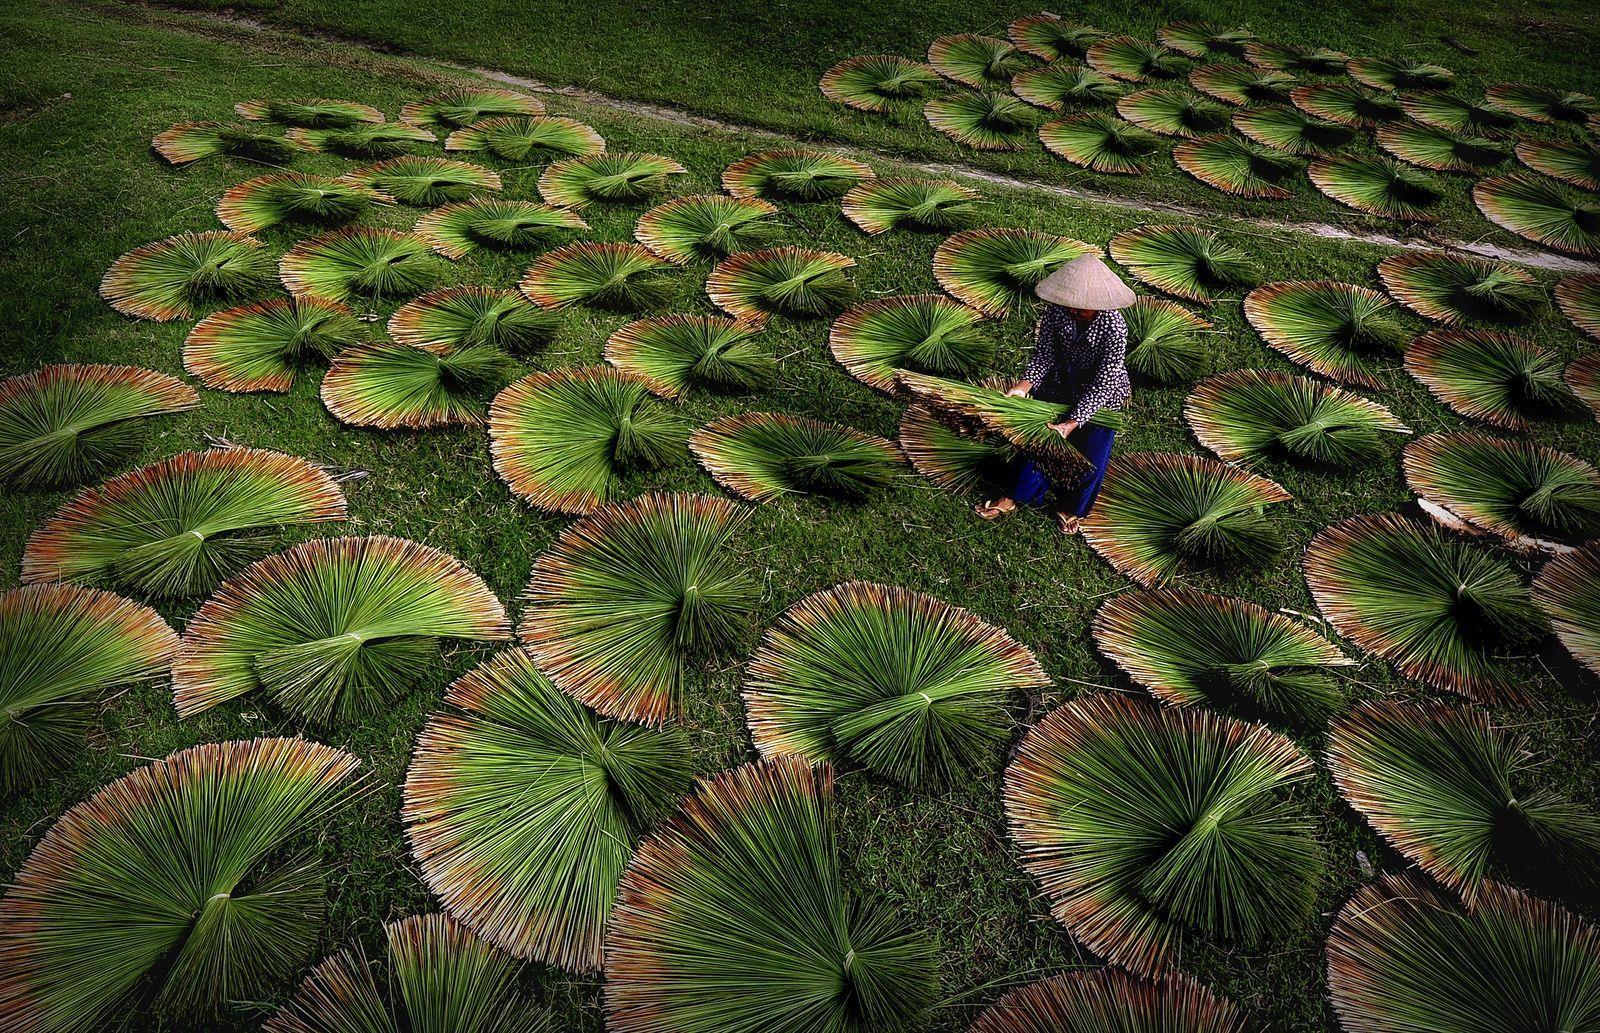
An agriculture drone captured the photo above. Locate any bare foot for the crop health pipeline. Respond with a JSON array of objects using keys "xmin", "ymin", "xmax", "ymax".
[
  {"xmin": 975, "ymin": 498, "xmax": 1017, "ymax": 521},
  {"xmin": 1056, "ymin": 512, "xmax": 1081, "ymax": 535}
]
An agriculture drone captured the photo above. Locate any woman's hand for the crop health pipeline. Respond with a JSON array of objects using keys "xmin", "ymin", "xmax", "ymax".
[
  {"xmin": 1005, "ymin": 381, "xmax": 1033, "ymax": 398},
  {"xmin": 1048, "ymin": 419, "xmax": 1079, "ymax": 439}
]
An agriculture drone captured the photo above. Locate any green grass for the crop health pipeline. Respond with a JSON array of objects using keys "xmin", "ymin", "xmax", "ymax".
[
  {"xmin": 1, "ymin": 2, "xmax": 1598, "ymax": 1030},
  {"xmin": 143, "ymin": 0, "xmax": 1600, "ymax": 243}
]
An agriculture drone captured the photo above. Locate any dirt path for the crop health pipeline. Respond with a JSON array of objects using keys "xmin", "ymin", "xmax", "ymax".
[{"xmin": 130, "ymin": 1, "xmax": 1598, "ymax": 273}]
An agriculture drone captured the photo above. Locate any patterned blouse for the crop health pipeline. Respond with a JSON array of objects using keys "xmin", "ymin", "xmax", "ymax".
[{"xmin": 1021, "ymin": 305, "xmax": 1131, "ymax": 425}]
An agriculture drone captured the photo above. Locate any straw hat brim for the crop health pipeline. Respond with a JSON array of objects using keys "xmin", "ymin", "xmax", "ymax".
[{"xmin": 1035, "ymin": 254, "xmax": 1137, "ymax": 309}]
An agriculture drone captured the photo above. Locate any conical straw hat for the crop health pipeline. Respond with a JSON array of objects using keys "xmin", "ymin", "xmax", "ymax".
[{"xmin": 1035, "ymin": 253, "xmax": 1137, "ymax": 309}]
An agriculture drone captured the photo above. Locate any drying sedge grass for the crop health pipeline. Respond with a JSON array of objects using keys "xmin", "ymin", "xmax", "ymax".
[
  {"xmin": 1080, "ymin": 451, "xmax": 1291, "ymax": 586},
  {"xmin": 819, "ymin": 55, "xmax": 939, "ymax": 113},
  {"xmin": 1403, "ymin": 328, "xmax": 1576, "ymax": 431},
  {"xmin": 414, "ymin": 198, "xmax": 587, "ymax": 259},
  {"xmin": 926, "ymin": 33, "xmax": 1025, "ymax": 89},
  {"xmin": 1485, "ymin": 82, "xmax": 1598, "ymax": 125},
  {"xmin": 1109, "ymin": 223, "xmax": 1254, "ymax": 304},
  {"xmin": 344, "ymin": 156, "xmax": 500, "ymax": 206},
  {"xmin": 444, "ymin": 115, "xmax": 605, "ymax": 161},
  {"xmin": 1007, "ymin": 13, "xmax": 1104, "ymax": 61},
  {"xmin": 1570, "ymin": 353, "xmax": 1600, "ymax": 422},
  {"xmin": 1403, "ymin": 431, "xmax": 1600, "ymax": 546},
  {"xmin": 172, "ymin": 536, "xmax": 510, "ymax": 722},
  {"xmin": 1401, "ymin": 92, "xmax": 1519, "ymax": 136},
  {"xmin": 1231, "ymin": 105, "xmax": 1356, "ymax": 157},
  {"xmin": 1188, "ymin": 63, "xmax": 1294, "ymax": 106},
  {"xmin": 969, "ymin": 970, "xmax": 1250, "ymax": 1033},
  {"xmin": 278, "ymin": 227, "xmax": 442, "ymax": 304},
  {"xmin": 152, "ymin": 120, "xmax": 301, "ymax": 166},
  {"xmin": 184, "ymin": 298, "xmax": 363, "ymax": 392},
  {"xmin": 743, "ymin": 581, "xmax": 1047, "ymax": 785},
  {"xmin": 829, "ymin": 294, "xmax": 994, "ymax": 392},
  {"xmin": 634, "ymin": 194, "xmax": 780, "ymax": 263},
  {"xmin": 215, "ymin": 172, "xmax": 382, "ymax": 233},
  {"xmin": 1291, "ymin": 82, "xmax": 1404, "ymax": 127},
  {"xmin": 402, "ymin": 649, "xmax": 692, "ymax": 971},
  {"xmin": 1123, "ymin": 297, "xmax": 1212, "ymax": 384},
  {"xmin": 1346, "ymin": 57, "xmax": 1455, "ymax": 92},
  {"xmin": 1004, "ymin": 693, "xmax": 1319, "ymax": 976},
  {"xmin": 99, "ymin": 231, "xmax": 271, "ymax": 321},
  {"xmin": 605, "ymin": 314, "xmax": 775, "ymax": 399},
  {"xmin": 722, "ymin": 149, "xmax": 873, "ymax": 201},
  {"xmin": 1556, "ymin": 272, "xmax": 1600, "ymax": 339},
  {"xmin": 924, "ymin": 92, "xmax": 1037, "ymax": 151},
  {"xmin": 1534, "ymin": 543, "xmax": 1600, "ymax": 676},
  {"xmin": 1375, "ymin": 121, "xmax": 1506, "ymax": 174},
  {"xmin": 519, "ymin": 493, "xmax": 754, "ymax": 726},
  {"xmin": 1377, "ymin": 252, "xmax": 1542, "ymax": 325},
  {"xmin": 400, "ymin": 88, "xmax": 544, "ymax": 133},
  {"xmin": 1173, "ymin": 134, "xmax": 1299, "ymax": 199},
  {"xmin": 488, "ymin": 366, "xmax": 682, "ymax": 514},
  {"xmin": 321, "ymin": 340, "xmax": 514, "ymax": 429},
  {"xmin": 22, "ymin": 447, "xmax": 347, "ymax": 598},
  {"xmin": 840, "ymin": 178, "xmax": 980, "ymax": 235},
  {"xmin": 0, "ymin": 364, "xmax": 198, "ymax": 488},
  {"xmin": 1514, "ymin": 138, "xmax": 1600, "ymax": 191},
  {"xmin": 897, "ymin": 395, "xmax": 1016, "ymax": 498},
  {"xmin": 538, "ymin": 152, "xmax": 687, "ymax": 208},
  {"xmin": 1243, "ymin": 280, "xmax": 1405, "ymax": 389},
  {"xmin": 1094, "ymin": 587, "xmax": 1350, "ymax": 722},
  {"xmin": 1304, "ymin": 511, "xmax": 1546, "ymax": 701},
  {"xmin": 1244, "ymin": 42, "xmax": 1349, "ymax": 75},
  {"xmin": 1157, "ymin": 21, "xmax": 1255, "ymax": 59},
  {"xmin": 690, "ymin": 412, "xmax": 901, "ymax": 503},
  {"xmin": 235, "ymin": 97, "xmax": 383, "ymax": 127},
  {"xmin": 1011, "ymin": 64, "xmax": 1122, "ymax": 111},
  {"xmin": 0, "ymin": 583, "xmax": 176, "ymax": 796},
  {"xmin": 1308, "ymin": 154, "xmax": 1445, "ymax": 221},
  {"xmin": 1086, "ymin": 35, "xmax": 1187, "ymax": 83},
  {"xmin": 389, "ymin": 286, "xmax": 560, "ymax": 354},
  {"xmin": 1114, "ymin": 87, "xmax": 1229, "ymax": 139},
  {"xmin": 1184, "ymin": 369, "xmax": 1409, "ymax": 468},
  {"xmin": 1039, "ymin": 112, "xmax": 1162, "ymax": 174},
  {"xmin": 705, "ymin": 246, "xmax": 856, "ymax": 325},
  {"xmin": 520, "ymin": 241, "xmax": 676, "ymax": 311},
  {"xmin": 932, "ymin": 227, "xmax": 1096, "ymax": 316},
  {"xmin": 1473, "ymin": 173, "xmax": 1600, "ymax": 257},
  {"xmin": 285, "ymin": 121, "xmax": 434, "ymax": 157}
]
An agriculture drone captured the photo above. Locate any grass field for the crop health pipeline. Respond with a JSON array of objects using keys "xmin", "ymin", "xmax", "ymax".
[{"xmin": 1, "ymin": 0, "xmax": 1597, "ymax": 1029}]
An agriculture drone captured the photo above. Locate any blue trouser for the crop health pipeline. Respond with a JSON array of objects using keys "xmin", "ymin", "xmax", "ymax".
[{"xmin": 1011, "ymin": 425, "xmax": 1115, "ymax": 517}]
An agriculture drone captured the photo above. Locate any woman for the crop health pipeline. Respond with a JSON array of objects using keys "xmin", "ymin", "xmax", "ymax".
[{"xmin": 975, "ymin": 253, "xmax": 1134, "ymax": 535}]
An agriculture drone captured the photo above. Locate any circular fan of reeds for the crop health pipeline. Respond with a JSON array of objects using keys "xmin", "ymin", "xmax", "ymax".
[
  {"xmin": 1189, "ymin": 63, "xmax": 1294, "ymax": 106},
  {"xmin": 1473, "ymin": 173, "xmax": 1600, "ymax": 257},
  {"xmin": 402, "ymin": 649, "xmax": 692, "ymax": 972},
  {"xmin": 634, "ymin": 194, "xmax": 780, "ymax": 263},
  {"xmin": 1291, "ymin": 82, "xmax": 1404, "ymax": 127},
  {"xmin": 924, "ymin": 92, "xmax": 1038, "ymax": 150},
  {"xmin": 1377, "ymin": 252, "xmax": 1542, "ymax": 325},
  {"xmin": 1115, "ymin": 87, "xmax": 1229, "ymax": 138},
  {"xmin": 1404, "ymin": 431, "xmax": 1600, "ymax": 546},
  {"xmin": 604, "ymin": 758, "xmax": 938, "ymax": 1031},
  {"xmin": 520, "ymin": 241, "xmax": 675, "ymax": 311},
  {"xmin": 1094, "ymin": 587, "xmax": 1350, "ymax": 722},
  {"xmin": 1534, "ymin": 543, "xmax": 1600, "ymax": 676},
  {"xmin": 152, "ymin": 121, "xmax": 302, "ymax": 166},
  {"xmin": 1404, "ymin": 328, "xmax": 1575, "ymax": 430},
  {"xmin": 818, "ymin": 55, "xmax": 940, "ymax": 113},
  {"xmin": 23, "ymin": 447, "xmax": 347, "ymax": 598},
  {"xmin": 1375, "ymin": 121, "xmax": 1506, "ymax": 174},
  {"xmin": 1329, "ymin": 700, "xmax": 1600, "ymax": 905},
  {"xmin": 1008, "ymin": 13, "xmax": 1104, "ymax": 61},
  {"xmin": 414, "ymin": 198, "xmax": 587, "ymax": 259},
  {"xmin": 605, "ymin": 315, "xmax": 774, "ymax": 399},
  {"xmin": 969, "ymin": 970, "xmax": 1250, "ymax": 1033},
  {"xmin": 1309, "ymin": 154, "xmax": 1445, "ymax": 220},
  {"xmin": 722, "ymin": 149, "xmax": 874, "ymax": 201},
  {"xmin": 173, "ymin": 536, "xmax": 510, "ymax": 722},
  {"xmin": 895, "ymin": 370, "xmax": 1119, "ymax": 485},
  {"xmin": 1039, "ymin": 112, "xmax": 1162, "ymax": 174},
  {"xmin": 927, "ymin": 33, "xmax": 1026, "ymax": 89},
  {"xmin": 1109, "ymin": 223, "xmax": 1254, "ymax": 304},
  {"xmin": 215, "ymin": 172, "xmax": 382, "ymax": 233},
  {"xmin": 538, "ymin": 152, "xmax": 687, "ymax": 208},
  {"xmin": 1086, "ymin": 35, "xmax": 1187, "ymax": 83},
  {"xmin": 1185, "ymin": 369, "xmax": 1409, "ymax": 468},
  {"xmin": 1514, "ymin": 138, "xmax": 1600, "ymax": 192},
  {"xmin": 1244, "ymin": 42, "xmax": 1349, "ymax": 75},
  {"xmin": 1400, "ymin": 92, "xmax": 1519, "ymax": 136},
  {"xmin": 1123, "ymin": 297, "xmax": 1212, "ymax": 384},
  {"xmin": 1080, "ymin": 452, "xmax": 1291, "ymax": 586},
  {"xmin": 178, "ymin": 295, "xmax": 344, "ymax": 394},
  {"xmin": 1232, "ymin": 105, "xmax": 1355, "ymax": 156},
  {"xmin": 519, "ymin": 493, "xmax": 754, "ymax": 726},
  {"xmin": 829, "ymin": 294, "xmax": 993, "ymax": 391},
  {"xmin": 1004, "ymin": 693, "xmax": 1319, "ymax": 976},
  {"xmin": 321, "ymin": 341, "xmax": 513, "ymax": 429},
  {"xmin": 933, "ymin": 228, "xmax": 1097, "ymax": 316},
  {"xmin": 743, "ymin": 581, "xmax": 1046, "ymax": 786},
  {"xmin": 1346, "ymin": 57, "xmax": 1455, "ymax": 93},
  {"xmin": 285, "ymin": 121, "xmax": 434, "ymax": 157},
  {"xmin": 1570, "ymin": 353, "xmax": 1600, "ymax": 422},
  {"xmin": 705, "ymin": 246, "xmax": 856, "ymax": 325},
  {"xmin": 690, "ymin": 413, "xmax": 901, "ymax": 503},
  {"xmin": 1157, "ymin": 21, "xmax": 1256, "ymax": 59},
  {"xmin": 1304, "ymin": 511, "xmax": 1545, "ymax": 701},
  {"xmin": 344, "ymin": 156, "xmax": 500, "ymax": 206},
  {"xmin": 444, "ymin": 115, "xmax": 605, "ymax": 161},
  {"xmin": 400, "ymin": 88, "xmax": 544, "ymax": 134},
  {"xmin": 265, "ymin": 913, "xmax": 551, "ymax": 1031},
  {"xmin": 1243, "ymin": 280, "xmax": 1405, "ymax": 389},
  {"xmin": 0, "ymin": 583, "xmax": 176, "ymax": 796},
  {"xmin": 1485, "ymin": 82, "xmax": 1598, "ymax": 125},
  {"xmin": 279, "ymin": 227, "xmax": 442, "ymax": 305},
  {"xmin": 488, "ymin": 366, "xmax": 682, "ymax": 514},
  {"xmin": 1327, "ymin": 873, "xmax": 1600, "ymax": 1033},
  {"xmin": 0, "ymin": 364, "xmax": 199, "ymax": 488},
  {"xmin": 100, "ymin": 231, "xmax": 271, "ymax": 322},
  {"xmin": 1012, "ymin": 64, "xmax": 1122, "ymax": 110},
  {"xmin": 1173, "ymin": 134, "xmax": 1299, "ymax": 199},
  {"xmin": 897, "ymin": 397, "xmax": 1015, "ymax": 498},
  {"xmin": 389, "ymin": 286, "xmax": 560, "ymax": 354},
  {"xmin": 0, "ymin": 738, "xmax": 363, "ymax": 1029},
  {"xmin": 841, "ymin": 178, "xmax": 980, "ymax": 234},
  {"xmin": 1556, "ymin": 272, "xmax": 1600, "ymax": 340},
  {"xmin": 236, "ymin": 97, "xmax": 383, "ymax": 127}
]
